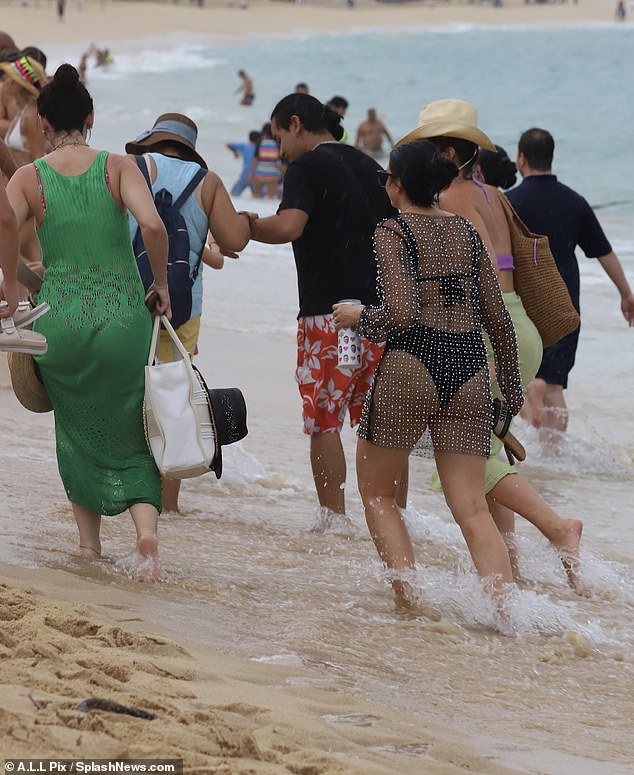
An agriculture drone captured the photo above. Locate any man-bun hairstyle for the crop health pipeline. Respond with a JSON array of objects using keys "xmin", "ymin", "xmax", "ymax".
[
  {"xmin": 271, "ymin": 93, "xmax": 343, "ymax": 142},
  {"xmin": 389, "ymin": 141, "xmax": 458, "ymax": 207},
  {"xmin": 37, "ymin": 63, "xmax": 93, "ymax": 133}
]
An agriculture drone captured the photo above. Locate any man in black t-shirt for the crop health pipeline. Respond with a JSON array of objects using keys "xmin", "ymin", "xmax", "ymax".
[
  {"xmin": 507, "ymin": 128, "xmax": 634, "ymax": 435},
  {"xmin": 246, "ymin": 94, "xmax": 397, "ymax": 527}
]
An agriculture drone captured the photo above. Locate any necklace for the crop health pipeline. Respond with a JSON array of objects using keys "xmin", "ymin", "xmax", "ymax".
[
  {"xmin": 52, "ymin": 138, "xmax": 89, "ymax": 151},
  {"xmin": 311, "ymin": 140, "xmax": 339, "ymax": 151}
]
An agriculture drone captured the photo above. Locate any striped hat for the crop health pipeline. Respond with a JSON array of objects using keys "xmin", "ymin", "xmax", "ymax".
[{"xmin": 0, "ymin": 56, "xmax": 46, "ymax": 97}]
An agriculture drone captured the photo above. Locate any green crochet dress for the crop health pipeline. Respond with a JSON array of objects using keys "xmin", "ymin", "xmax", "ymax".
[{"xmin": 33, "ymin": 151, "xmax": 161, "ymax": 515}]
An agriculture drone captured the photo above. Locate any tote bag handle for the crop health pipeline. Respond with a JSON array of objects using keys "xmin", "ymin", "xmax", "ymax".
[{"xmin": 148, "ymin": 315, "xmax": 191, "ymax": 366}]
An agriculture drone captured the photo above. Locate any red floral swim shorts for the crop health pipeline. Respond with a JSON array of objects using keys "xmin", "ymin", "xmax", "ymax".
[{"xmin": 296, "ymin": 314, "xmax": 384, "ymax": 435}]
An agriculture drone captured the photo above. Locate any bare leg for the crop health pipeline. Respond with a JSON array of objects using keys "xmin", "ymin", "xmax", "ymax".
[
  {"xmin": 129, "ymin": 503, "xmax": 161, "ymax": 581},
  {"xmin": 396, "ymin": 460, "xmax": 409, "ymax": 510},
  {"xmin": 435, "ymin": 451, "xmax": 513, "ymax": 602},
  {"xmin": 162, "ymin": 477, "xmax": 182, "ymax": 514},
  {"xmin": 486, "ymin": 496, "xmax": 520, "ymax": 579},
  {"xmin": 357, "ymin": 439, "xmax": 414, "ymax": 607},
  {"xmin": 525, "ymin": 377, "xmax": 547, "ymax": 428},
  {"xmin": 541, "ymin": 383, "xmax": 568, "ymax": 433},
  {"xmin": 488, "ymin": 473, "xmax": 583, "ymax": 587},
  {"xmin": 310, "ymin": 431, "xmax": 346, "ymax": 514},
  {"xmin": 72, "ymin": 503, "xmax": 102, "ymax": 557}
]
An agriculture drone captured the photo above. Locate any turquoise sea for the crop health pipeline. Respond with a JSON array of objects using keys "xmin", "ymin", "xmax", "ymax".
[{"xmin": 1, "ymin": 22, "xmax": 633, "ymax": 774}]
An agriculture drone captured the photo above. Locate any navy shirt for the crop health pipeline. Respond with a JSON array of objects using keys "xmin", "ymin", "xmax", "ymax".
[
  {"xmin": 506, "ymin": 175, "xmax": 611, "ymax": 312},
  {"xmin": 279, "ymin": 143, "xmax": 396, "ymax": 318}
]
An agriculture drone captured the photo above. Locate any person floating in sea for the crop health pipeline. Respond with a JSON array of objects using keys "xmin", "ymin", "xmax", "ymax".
[
  {"xmin": 355, "ymin": 107, "xmax": 393, "ymax": 158},
  {"xmin": 235, "ymin": 69, "xmax": 255, "ymax": 106}
]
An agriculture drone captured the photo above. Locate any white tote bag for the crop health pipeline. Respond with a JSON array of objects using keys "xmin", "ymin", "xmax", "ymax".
[{"xmin": 143, "ymin": 315, "xmax": 216, "ymax": 479}]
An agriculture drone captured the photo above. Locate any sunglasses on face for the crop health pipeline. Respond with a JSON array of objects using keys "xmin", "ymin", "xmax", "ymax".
[{"xmin": 376, "ymin": 169, "xmax": 394, "ymax": 187}]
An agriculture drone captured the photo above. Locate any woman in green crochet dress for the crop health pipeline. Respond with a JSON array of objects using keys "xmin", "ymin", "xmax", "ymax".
[{"xmin": 7, "ymin": 64, "xmax": 170, "ymax": 580}]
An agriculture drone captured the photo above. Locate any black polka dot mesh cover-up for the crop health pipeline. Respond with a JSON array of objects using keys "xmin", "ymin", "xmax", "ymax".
[{"xmin": 356, "ymin": 213, "xmax": 523, "ymax": 456}]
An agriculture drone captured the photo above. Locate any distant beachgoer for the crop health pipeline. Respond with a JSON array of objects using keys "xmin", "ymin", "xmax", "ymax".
[
  {"xmin": 333, "ymin": 140, "xmax": 524, "ymax": 614},
  {"xmin": 249, "ymin": 123, "xmax": 281, "ymax": 199},
  {"xmin": 78, "ymin": 43, "xmax": 113, "ymax": 83},
  {"xmin": 235, "ymin": 69, "xmax": 254, "ymax": 106},
  {"xmin": 57, "ymin": 0, "xmax": 66, "ymax": 21},
  {"xmin": 226, "ymin": 129, "xmax": 260, "ymax": 196},
  {"xmin": 355, "ymin": 108, "xmax": 393, "ymax": 158},
  {"xmin": 327, "ymin": 96, "xmax": 350, "ymax": 143},
  {"xmin": 615, "ymin": 0, "xmax": 626, "ymax": 20},
  {"xmin": 327, "ymin": 96, "xmax": 348, "ymax": 117},
  {"xmin": 6, "ymin": 64, "xmax": 171, "ymax": 578},
  {"xmin": 125, "ymin": 112, "xmax": 249, "ymax": 512},
  {"xmin": 507, "ymin": 128, "xmax": 634, "ymax": 437},
  {"xmin": 0, "ymin": 56, "xmax": 49, "ymax": 167},
  {"xmin": 295, "ymin": 82, "xmax": 309, "ymax": 94},
  {"xmin": 245, "ymin": 94, "xmax": 398, "ymax": 528}
]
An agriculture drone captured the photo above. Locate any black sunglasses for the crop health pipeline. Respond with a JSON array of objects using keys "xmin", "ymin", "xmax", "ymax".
[{"xmin": 376, "ymin": 169, "xmax": 394, "ymax": 187}]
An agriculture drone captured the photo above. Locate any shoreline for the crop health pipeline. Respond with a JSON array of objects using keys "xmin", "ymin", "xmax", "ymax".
[
  {"xmin": 0, "ymin": 561, "xmax": 529, "ymax": 774},
  {"xmin": 1, "ymin": 0, "xmax": 627, "ymax": 50}
]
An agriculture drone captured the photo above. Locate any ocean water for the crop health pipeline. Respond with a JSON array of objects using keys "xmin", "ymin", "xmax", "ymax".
[{"xmin": 1, "ymin": 23, "xmax": 633, "ymax": 773}]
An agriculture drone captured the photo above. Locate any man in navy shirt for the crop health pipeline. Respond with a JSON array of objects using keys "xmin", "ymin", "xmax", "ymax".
[{"xmin": 507, "ymin": 128, "xmax": 634, "ymax": 435}]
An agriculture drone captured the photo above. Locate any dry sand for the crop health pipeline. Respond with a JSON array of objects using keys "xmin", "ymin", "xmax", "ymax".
[{"xmin": 1, "ymin": 559, "xmax": 536, "ymax": 774}]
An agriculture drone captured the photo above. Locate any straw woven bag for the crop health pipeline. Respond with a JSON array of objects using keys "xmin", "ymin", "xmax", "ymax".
[{"xmin": 499, "ymin": 194, "xmax": 579, "ymax": 349}]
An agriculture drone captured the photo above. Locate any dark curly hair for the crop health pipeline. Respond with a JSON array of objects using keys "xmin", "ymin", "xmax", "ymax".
[
  {"xmin": 389, "ymin": 141, "xmax": 458, "ymax": 207},
  {"xmin": 37, "ymin": 63, "xmax": 93, "ymax": 133}
]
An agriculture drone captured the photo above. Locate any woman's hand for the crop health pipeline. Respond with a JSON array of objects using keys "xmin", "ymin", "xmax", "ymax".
[
  {"xmin": 0, "ymin": 279, "xmax": 19, "ymax": 316},
  {"xmin": 152, "ymin": 285, "xmax": 171, "ymax": 320},
  {"xmin": 332, "ymin": 302, "xmax": 364, "ymax": 330}
]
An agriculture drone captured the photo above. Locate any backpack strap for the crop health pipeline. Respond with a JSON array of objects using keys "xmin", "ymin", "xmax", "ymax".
[
  {"xmin": 135, "ymin": 154, "xmax": 152, "ymax": 189},
  {"xmin": 172, "ymin": 168, "xmax": 207, "ymax": 281},
  {"xmin": 173, "ymin": 168, "xmax": 207, "ymax": 212}
]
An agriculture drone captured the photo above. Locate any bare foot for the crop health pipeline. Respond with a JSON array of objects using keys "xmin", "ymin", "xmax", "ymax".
[
  {"xmin": 525, "ymin": 378, "xmax": 546, "ymax": 428},
  {"xmin": 553, "ymin": 519, "xmax": 583, "ymax": 589},
  {"xmin": 79, "ymin": 545, "xmax": 101, "ymax": 559},
  {"xmin": 137, "ymin": 534, "xmax": 162, "ymax": 582}
]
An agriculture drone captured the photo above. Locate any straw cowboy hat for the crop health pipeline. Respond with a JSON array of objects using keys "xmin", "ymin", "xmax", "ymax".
[
  {"xmin": 0, "ymin": 55, "xmax": 45, "ymax": 98},
  {"xmin": 7, "ymin": 352, "xmax": 53, "ymax": 413},
  {"xmin": 397, "ymin": 99, "xmax": 496, "ymax": 151},
  {"xmin": 125, "ymin": 113, "xmax": 208, "ymax": 169}
]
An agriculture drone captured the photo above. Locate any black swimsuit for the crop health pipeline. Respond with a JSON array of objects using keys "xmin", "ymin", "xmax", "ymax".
[{"xmin": 356, "ymin": 213, "xmax": 522, "ymax": 455}]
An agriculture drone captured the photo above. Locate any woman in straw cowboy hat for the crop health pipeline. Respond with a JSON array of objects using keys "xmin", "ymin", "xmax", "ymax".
[
  {"xmin": 125, "ymin": 111, "xmax": 250, "ymax": 512},
  {"xmin": 399, "ymin": 99, "xmax": 583, "ymax": 586},
  {"xmin": 334, "ymin": 140, "xmax": 525, "ymax": 619},
  {"xmin": 6, "ymin": 63, "xmax": 171, "ymax": 580},
  {"xmin": 0, "ymin": 55, "xmax": 48, "ymax": 167}
]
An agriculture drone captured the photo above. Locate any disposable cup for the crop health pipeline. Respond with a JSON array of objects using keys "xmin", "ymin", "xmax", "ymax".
[{"xmin": 337, "ymin": 299, "xmax": 362, "ymax": 369}]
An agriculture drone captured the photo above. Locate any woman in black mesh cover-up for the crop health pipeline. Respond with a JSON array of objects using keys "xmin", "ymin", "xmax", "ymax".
[{"xmin": 333, "ymin": 142, "xmax": 523, "ymax": 613}]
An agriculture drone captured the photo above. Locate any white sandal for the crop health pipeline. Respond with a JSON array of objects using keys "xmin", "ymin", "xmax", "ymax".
[
  {"xmin": 0, "ymin": 300, "xmax": 50, "ymax": 329},
  {"xmin": 0, "ymin": 315, "xmax": 47, "ymax": 354}
]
